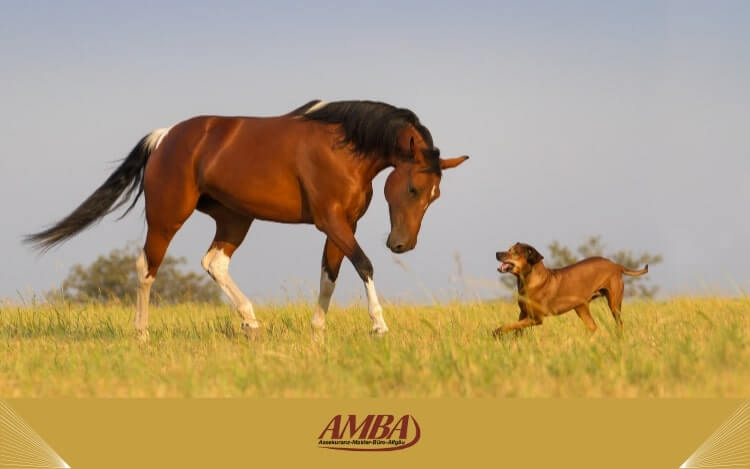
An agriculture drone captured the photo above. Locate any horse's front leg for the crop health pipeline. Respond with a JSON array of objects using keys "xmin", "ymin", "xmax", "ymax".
[
  {"xmin": 323, "ymin": 216, "xmax": 389, "ymax": 335},
  {"xmin": 311, "ymin": 237, "xmax": 345, "ymax": 332}
]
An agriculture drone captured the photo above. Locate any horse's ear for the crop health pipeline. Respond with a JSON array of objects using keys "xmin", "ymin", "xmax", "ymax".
[
  {"xmin": 439, "ymin": 155, "xmax": 469, "ymax": 170},
  {"xmin": 410, "ymin": 136, "xmax": 429, "ymax": 165}
]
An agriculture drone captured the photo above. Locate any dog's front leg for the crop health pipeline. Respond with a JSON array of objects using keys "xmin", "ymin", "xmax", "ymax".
[{"xmin": 492, "ymin": 316, "xmax": 542, "ymax": 337}]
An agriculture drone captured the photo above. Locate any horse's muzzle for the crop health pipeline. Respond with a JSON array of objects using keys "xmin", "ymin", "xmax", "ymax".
[{"xmin": 386, "ymin": 233, "xmax": 414, "ymax": 254}]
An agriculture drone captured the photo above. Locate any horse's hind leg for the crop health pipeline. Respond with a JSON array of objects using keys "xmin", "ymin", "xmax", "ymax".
[
  {"xmin": 136, "ymin": 218, "xmax": 194, "ymax": 342},
  {"xmin": 135, "ymin": 180, "xmax": 199, "ymax": 342},
  {"xmin": 134, "ymin": 248, "xmax": 154, "ymax": 341},
  {"xmin": 198, "ymin": 201, "xmax": 256, "ymax": 335}
]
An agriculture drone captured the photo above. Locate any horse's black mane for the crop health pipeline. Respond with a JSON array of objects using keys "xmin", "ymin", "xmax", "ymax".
[{"xmin": 292, "ymin": 100, "xmax": 441, "ymax": 173}]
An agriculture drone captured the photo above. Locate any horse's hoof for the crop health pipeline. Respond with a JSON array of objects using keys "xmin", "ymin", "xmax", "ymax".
[
  {"xmin": 241, "ymin": 322, "xmax": 262, "ymax": 340},
  {"xmin": 311, "ymin": 318, "xmax": 326, "ymax": 332},
  {"xmin": 370, "ymin": 326, "xmax": 389, "ymax": 337},
  {"xmin": 492, "ymin": 328, "xmax": 503, "ymax": 339},
  {"xmin": 311, "ymin": 328, "xmax": 326, "ymax": 345}
]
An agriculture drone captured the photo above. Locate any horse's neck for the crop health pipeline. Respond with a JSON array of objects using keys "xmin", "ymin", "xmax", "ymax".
[{"xmin": 355, "ymin": 153, "xmax": 393, "ymax": 184}]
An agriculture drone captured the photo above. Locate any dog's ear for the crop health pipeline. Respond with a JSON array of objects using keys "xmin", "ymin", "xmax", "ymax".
[{"xmin": 526, "ymin": 245, "xmax": 544, "ymax": 265}]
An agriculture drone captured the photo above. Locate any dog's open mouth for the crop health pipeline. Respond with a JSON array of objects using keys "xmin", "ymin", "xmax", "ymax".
[{"xmin": 498, "ymin": 262, "xmax": 514, "ymax": 273}]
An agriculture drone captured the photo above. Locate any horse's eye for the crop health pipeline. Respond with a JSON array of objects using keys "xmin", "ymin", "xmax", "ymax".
[{"xmin": 408, "ymin": 185, "xmax": 418, "ymax": 197}]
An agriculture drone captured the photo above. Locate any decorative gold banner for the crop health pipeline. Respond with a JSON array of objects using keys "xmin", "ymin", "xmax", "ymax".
[
  {"xmin": 3, "ymin": 399, "xmax": 747, "ymax": 469},
  {"xmin": 0, "ymin": 401, "xmax": 69, "ymax": 468},
  {"xmin": 681, "ymin": 401, "xmax": 750, "ymax": 468}
]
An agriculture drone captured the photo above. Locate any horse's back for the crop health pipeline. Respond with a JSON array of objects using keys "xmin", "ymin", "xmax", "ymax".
[{"xmin": 146, "ymin": 114, "xmax": 332, "ymax": 222}]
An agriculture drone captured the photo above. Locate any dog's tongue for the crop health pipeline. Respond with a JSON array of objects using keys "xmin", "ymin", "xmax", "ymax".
[{"xmin": 498, "ymin": 263, "xmax": 512, "ymax": 273}]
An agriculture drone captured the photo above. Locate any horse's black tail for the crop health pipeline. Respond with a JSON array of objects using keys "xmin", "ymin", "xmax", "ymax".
[{"xmin": 25, "ymin": 128, "xmax": 171, "ymax": 252}]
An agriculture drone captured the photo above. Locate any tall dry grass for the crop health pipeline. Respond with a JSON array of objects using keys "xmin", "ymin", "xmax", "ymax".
[{"xmin": 1, "ymin": 296, "xmax": 748, "ymax": 397}]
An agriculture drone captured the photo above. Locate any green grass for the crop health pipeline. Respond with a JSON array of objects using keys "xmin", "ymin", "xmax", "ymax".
[{"xmin": 1, "ymin": 297, "xmax": 748, "ymax": 397}]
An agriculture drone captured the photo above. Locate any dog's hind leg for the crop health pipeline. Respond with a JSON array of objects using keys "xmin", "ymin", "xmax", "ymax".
[
  {"xmin": 574, "ymin": 304, "xmax": 597, "ymax": 333},
  {"xmin": 604, "ymin": 279, "xmax": 625, "ymax": 331}
]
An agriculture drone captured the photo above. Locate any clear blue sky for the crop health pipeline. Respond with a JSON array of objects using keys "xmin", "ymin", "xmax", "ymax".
[{"xmin": 2, "ymin": 1, "xmax": 749, "ymax": 304}]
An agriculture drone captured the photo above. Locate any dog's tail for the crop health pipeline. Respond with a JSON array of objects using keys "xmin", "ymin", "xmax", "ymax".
[{"xmin": 623, "ymin": 264, "xmax": 648, "ymax": 276}]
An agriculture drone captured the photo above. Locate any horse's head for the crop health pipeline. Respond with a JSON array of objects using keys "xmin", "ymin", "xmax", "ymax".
[{"xmin": 384, "ymin": 135, "xmax": 468, "ymax": 253}]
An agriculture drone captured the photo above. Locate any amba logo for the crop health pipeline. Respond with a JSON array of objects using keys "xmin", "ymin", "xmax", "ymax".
[{"xmin": 317, "ymin": 414, "xmax": 421, "ymax": 451}]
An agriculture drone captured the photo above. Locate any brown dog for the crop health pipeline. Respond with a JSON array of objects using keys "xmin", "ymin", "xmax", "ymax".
[{"xmin": 494, "ymin": 243, "xmax": 648, "ymax": 335}]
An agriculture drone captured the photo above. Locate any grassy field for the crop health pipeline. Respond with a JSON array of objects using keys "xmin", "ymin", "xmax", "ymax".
[{"xmin": 1, "ymin": 297, "xmax": 748, "ymax": 397}]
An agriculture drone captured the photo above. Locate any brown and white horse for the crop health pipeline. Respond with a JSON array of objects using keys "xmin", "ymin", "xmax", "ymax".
[{"xmin": 27, "ymin": 100, "xmax": 468, "ymax": 340}]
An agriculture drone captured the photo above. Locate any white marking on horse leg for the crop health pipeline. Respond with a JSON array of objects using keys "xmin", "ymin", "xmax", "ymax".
[
  {"xmin": 134, "ymin": 250, "xmax": 154, "ymax": 340},
  {"xmin": 364, "ymin": 277, "xmax": 388, "ymax": 334},
  {"xmin": 202, "ymin": 247, "xmax": 259, "ymax": 329},
  {"xmin": 312, "ymin": 268, "xmax": 335, "ymax": 330}
]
